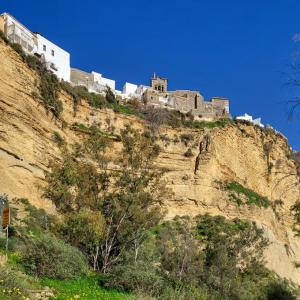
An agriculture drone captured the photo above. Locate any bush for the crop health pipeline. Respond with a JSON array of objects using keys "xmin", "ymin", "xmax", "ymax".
[
  {"xmin": 22, "ymin": 233, "xmax": 89, "ymax": 279},
  {"xmin": 183, "ymin": 118, "xmax": 233, "ymax": 129},
  {"xmin": 184, "ymin": 148, "xmax": 194, "ymax": 157},
  {"xmin": 226, "ymin": 181, "xmax": 271, "ymax": 208},
  {"xmin": 0, "ymin": 29, "xmax": 9, "ymax": 43},
  {"xmin": 0, "ymin": 265, "xmax": 39, "ymax": 299},
  {"xmin": 109, "ymin": 102, "xmax": 138, "ymax": 116},
  {"xmin": 89, "ymin": 92, "xmax": 106, "ymax": 108},
  {"xmin": 52, "ymin": 131, "xmax": 65, "ymax": 146},
  {"xmin": 265, "ymin": 280, "xmax": 297, "ymax": 300},
  {"xmin": 10, "ymin": 42, "xmax": 26, "ymax": 61},
  {"xmin": 105, "ymin": 261, "xmax": 164, "ymax": 295},
  {"xmin": 180, "ymin": 133, "xmax": 194, "ymax": 146}
]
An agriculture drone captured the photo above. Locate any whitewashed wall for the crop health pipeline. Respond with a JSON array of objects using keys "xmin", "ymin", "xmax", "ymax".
[
  {"xmin": 36, "ymin": 33, "xmax": 70, "ymax": 82},
  {"xmin": 123, "ymin": 82, "xmax": 138, "ymax": 96},
  {"xmin": 2, "ymin": 13, "xmax": 36, "ymax": 53},
  {"xmin": 92, "ymin": 71, "xmax": 115, "ymax": 90}
]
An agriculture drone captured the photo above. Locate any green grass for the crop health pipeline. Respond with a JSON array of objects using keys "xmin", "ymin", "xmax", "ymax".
[
  {"xmin": 226, "ymin": 181, "xmax": 271, "ymax": 208},
  {"xmin": 41, "ymin": 275, "xmax": 133, "ymax": 300},
  {"xmin": 109, "ymin": 103, "xmax": 138, "ymax": 116},
  {"xmin": 183, "ymin": 118, "xmax": 233, "ymax": 129}
]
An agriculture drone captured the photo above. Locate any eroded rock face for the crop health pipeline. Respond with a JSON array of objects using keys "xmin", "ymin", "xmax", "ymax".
[{"xmin": 1, "ymin": 38, "xmax": 300, "ymax": 283}]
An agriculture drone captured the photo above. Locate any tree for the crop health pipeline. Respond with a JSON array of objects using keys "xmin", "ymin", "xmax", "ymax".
[
  {"xmin": 60, "ymin": 209, "xmax": 105, "ymax": 270},
  {"xmin": 99, "ymin": 126, "xmax": 167, "ymax": 273},
  {"xmin": 196, "ymin": 214, "xmax": 269, "ymax": 299},
  {"xmin": 44, "ymin": 125, "xmax": 168, "ymax": 273},
  {"xmin": 105, "ymin": 86, "xmax": 116, "ymax": 104}
]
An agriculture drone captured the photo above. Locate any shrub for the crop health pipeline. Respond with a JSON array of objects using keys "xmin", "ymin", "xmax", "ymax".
[
  {"xmin": 110, "ymin": 102, "xmax": 138, "ymax": 115},
  {"xmin": 184, "ymin": 148, "xmax": 194, "ymax": 157},
  {"xmin": 40, "ymin": 72, "xmax": 62, "ymax": 118},
  {"xmin": 0, "ymin": 265, "xmax": 39, "ymax": 299},
  {"xmin": 105, "ymin": 86, "xmax": 117, "ymax": 104},
  {"xmin": 72, "ymin": 122, "xmax": 89, "ymax": 131},
  {"xmin": 89, "ymin": 92, "xmax": 106, "ymax": 108},
  {"xmin": 183, "ymin": 118, "xmax": 233, "ymax": 129},
  {"xmin": 0, "ymin": 29, "xmax": 9, "ymax": 43},
  {"xmin": 52, "ymin": 131, "xmax": 64, "ymax": 146},
  {"xmin": 105, "ymin": 261, "xmax": 164, "ymax": 295},
  {"xmin": 180, "ymin": 133, "xmax": 194, "ymax": 146},
  {"xmin": 265, "ymin": 280, "xmax": 297, "ymax": 300},
  {"xmin": 226, "ymin": 181, "xmax": 271, "ymax": 208},
  {"xmin": 10, "ymin": 42, "xmax": 26, "ymax": 60},
  {"xmin": 22, "ymin": 233, "xmax": 89, "ymax": 279}
]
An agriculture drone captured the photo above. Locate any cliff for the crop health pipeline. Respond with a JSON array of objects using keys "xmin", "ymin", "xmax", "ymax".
[{"xmin": 1, "ymin": 38, "xmax": 300, "ymax": 284}]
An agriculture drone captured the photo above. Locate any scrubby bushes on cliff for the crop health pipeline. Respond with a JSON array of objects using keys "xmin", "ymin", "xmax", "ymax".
[
  {"xmin": 226, "ymin": 181, "xmax": 271, "ymax": 208},
  {"xmin": 104, "ymin": 215, "xmax": 297, "ymax": 299},
  {"xmin": 21, "ymin": 233, "xmax": 89, "ymax": 279},
  {"xmin": 44, "ymin": 126, "xmax": 167, "ymax": 274},
  {"xmin": 41, "ymin": 124, "xmax": 299, "ymax": 299}
]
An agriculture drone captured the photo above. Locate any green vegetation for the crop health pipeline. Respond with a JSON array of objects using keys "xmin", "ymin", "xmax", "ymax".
[
  {"xmin": 0, "ymin": 30, "xmax": 63, "ymax": 118},
  {"xmin": 44, "ymin": 126, "xmax": 165, "ymax": 274},
  {"xmin": 71, "ymin": 123, "xmax": 121, "ymax": 141},
  {"xmin": 41, "ymin": 276, "xmax": 131, "ymax": 300},
  {"xmin": 226, "ymin": 181, "xmax": 271, "ymax": 208},
  {"xmin": 22, "ymin": 233, "xmax": 89, "ymax": 279},
  {"xmin": 184, "ymin": 148, "xmax": 194, "ymax": 157},
  {"xmin": 0, "ymin": 265, "xmax": 40, "ymax": 300},
  {"xmin": 60, "ymin": 81, "xmax": 107, "ymax": 111},
  {"xmin": 183, "ymin": 117, "xmax": 234, "ymax": 129},
  {"xmin": 53, "ymin": 131, "xmax": 65, "ymax": 146},
  {"xmin": 109, "ymin": 102, "xmax": 138, "ymax": 115}
]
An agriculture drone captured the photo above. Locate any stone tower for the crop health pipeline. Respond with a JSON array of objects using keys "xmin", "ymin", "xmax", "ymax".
[{"xmin": 151, "ymin": 73, "xmax": 168, "ymax": 92}]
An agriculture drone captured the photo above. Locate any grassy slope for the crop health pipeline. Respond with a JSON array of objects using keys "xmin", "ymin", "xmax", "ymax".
[{"xmin": 41, "ymin": 276, "xmax": 132, "ymax": 300}]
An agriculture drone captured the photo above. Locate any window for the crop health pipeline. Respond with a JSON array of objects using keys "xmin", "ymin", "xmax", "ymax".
[
  {"xmin": 194, "ymin": 95, "xmax": 198, "ymax": 109},
  {"xmin": 51, "ymin": 50, "xmax": 55, "ymax": 56},
  {"xmin": 43, "ymin": 45, "xmax": 46, "ymax": 51}
]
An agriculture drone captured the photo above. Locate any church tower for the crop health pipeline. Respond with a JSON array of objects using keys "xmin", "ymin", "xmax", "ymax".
[{"xmin": 151, "ymin": 73, "xmax": 168, "ymax": 92}]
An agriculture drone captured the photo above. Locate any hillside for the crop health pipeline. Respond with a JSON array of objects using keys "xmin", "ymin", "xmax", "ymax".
[{"xmin": 1, "ymin": 37, "xmax": 300, "ymax": 286}]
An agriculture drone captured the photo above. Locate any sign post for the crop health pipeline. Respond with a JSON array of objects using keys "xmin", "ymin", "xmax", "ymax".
[{"xmin": 2, "ymin": 207, "xmax": 10, "ymax": 254}]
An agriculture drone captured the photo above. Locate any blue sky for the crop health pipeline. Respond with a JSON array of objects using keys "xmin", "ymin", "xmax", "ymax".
[{"xmin": 2, "ymin": 0, "xmax": 300, "ymax": 148}]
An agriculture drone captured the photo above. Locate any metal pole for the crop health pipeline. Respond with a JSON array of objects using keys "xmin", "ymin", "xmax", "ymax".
[{"xmin": 5, "ymin": 225, "xmax": 8, "ymax": 256}]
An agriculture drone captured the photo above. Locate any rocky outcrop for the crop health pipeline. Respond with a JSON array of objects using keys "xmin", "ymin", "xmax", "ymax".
[{"xmin": 1, "ymin": 38, "xmax": 300, "ymax": 284}]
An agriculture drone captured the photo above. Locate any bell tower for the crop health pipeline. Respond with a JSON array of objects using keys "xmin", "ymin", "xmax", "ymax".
[{"xmin": 151, "ymin": 73, "xmax": 168, "ymax": 92}]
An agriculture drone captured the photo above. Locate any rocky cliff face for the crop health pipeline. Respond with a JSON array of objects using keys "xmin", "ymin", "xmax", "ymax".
[{"xmin": 1, "ymin": 38, "xmax": 300, "ymax": 284}]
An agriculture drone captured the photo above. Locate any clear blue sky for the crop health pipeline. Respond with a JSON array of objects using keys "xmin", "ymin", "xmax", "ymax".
[{"xmin": 2, "ymin": 0, "xmax": 300, "ymax": 148}]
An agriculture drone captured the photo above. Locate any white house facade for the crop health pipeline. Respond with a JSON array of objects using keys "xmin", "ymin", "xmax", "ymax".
[
  {"xmin": 123, "ymin": 82, "xmax": 138, "ymax": 97},
  {"xmin": 92, "ymin": 71, "xmax": 115, "ymax": 91},
  {"xmin": 70, "ymin": 68, "xmax": 116, "ymax": 93},
  {"xmin": 236, "ymin": 113, "xmax": 264, "ymax": 127},
  {"xmin": 0, "ymin": 12, "xmax": 70, "ymax": 82},
  {"xmin": 1, "ymin": 13, "xmax": 36, "ymax": 53},
  {"xmin": 35, "ymin": 33, "xmax": 70, "ymax": 81}
]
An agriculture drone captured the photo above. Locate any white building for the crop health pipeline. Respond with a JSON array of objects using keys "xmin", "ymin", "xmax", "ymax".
[
  {"xmin": 35, "ymin": 33, "xmax": 70, "ymax": 81},
  {"xmin": 0, "ymin": 12, "xmax": 36, "ymax": 53},
  {"xmin": 70, "ymin": 68, "xmax": 116, "ymax": 93},
  {"xmin": 236, "ymin": 113, "xmax": 264, "ymax": 127},
  {"xmin": 0, "ymin": 13, "xmax": 70, "ymax": 82},
  {"xmin": 122, "ymin": 82, "xmax": 150, "ymax": 99},
  {"xmin": 123, "ymin": 82, "xmax": 138, "ymax": 97},
  {"xmin": 92, "ymin": 71, "xmax": 115, "ymax": 91}
]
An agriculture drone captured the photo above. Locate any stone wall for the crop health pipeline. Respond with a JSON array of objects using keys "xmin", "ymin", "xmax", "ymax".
[{"xmin": 143, "ymin": 88, "xmax": 229, "ymax": 119}]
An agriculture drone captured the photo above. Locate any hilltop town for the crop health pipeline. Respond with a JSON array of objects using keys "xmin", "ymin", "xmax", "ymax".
[{"xmin": 0, "ymin": 12, "xmax": 230, "ymax": 120}]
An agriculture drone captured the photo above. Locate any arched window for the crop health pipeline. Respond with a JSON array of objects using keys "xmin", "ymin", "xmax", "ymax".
[{"xmin": 194, "ymin": 95, "xmax": 198, "ymax": 109}]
